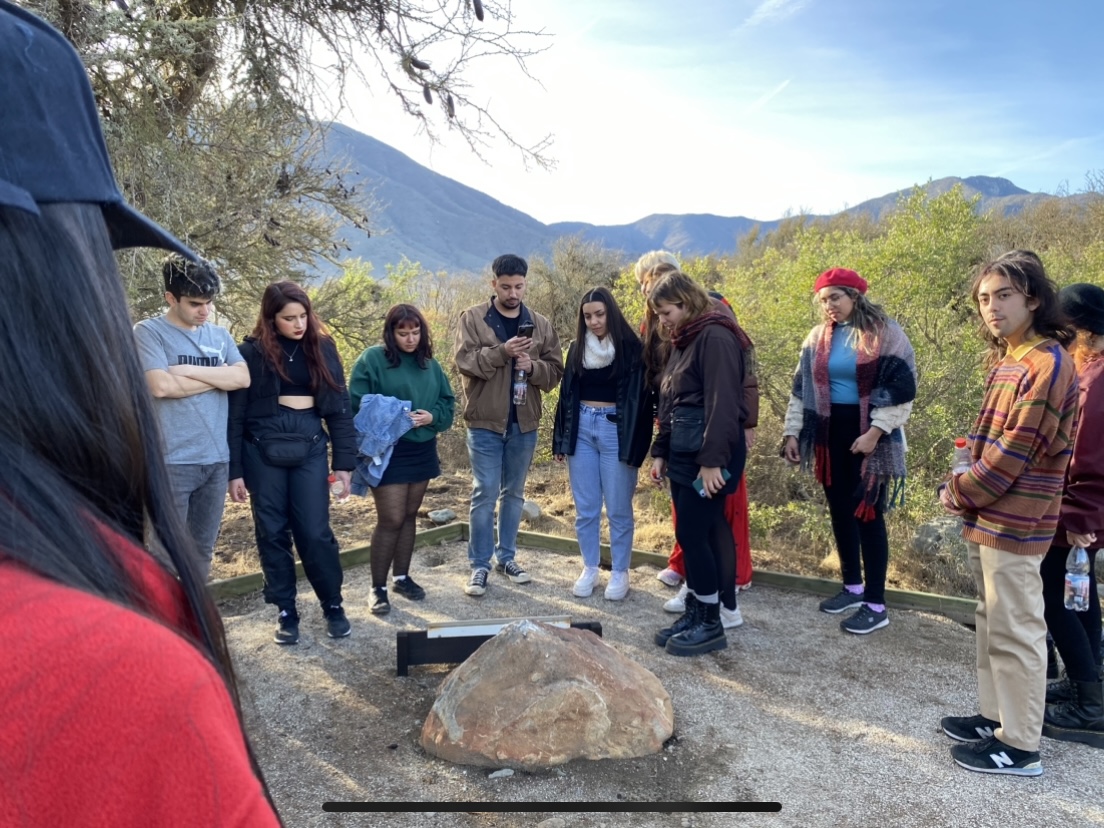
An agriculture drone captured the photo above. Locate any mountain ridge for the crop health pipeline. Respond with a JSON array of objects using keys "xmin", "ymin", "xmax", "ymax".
[{"xmin": 322, "ymin": 123, "xmax": 1056, "ymax": 275}]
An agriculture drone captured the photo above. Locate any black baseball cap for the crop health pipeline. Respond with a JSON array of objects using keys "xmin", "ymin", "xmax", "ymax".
[{"xmin": 0, "ymin": 0, "xmax": 199, "ymax": 261}]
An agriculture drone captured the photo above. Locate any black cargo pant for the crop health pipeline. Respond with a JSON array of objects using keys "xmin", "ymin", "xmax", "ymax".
[{"xmin": 243, "ymin": 407, "xmax": 343, "ymax": 614}]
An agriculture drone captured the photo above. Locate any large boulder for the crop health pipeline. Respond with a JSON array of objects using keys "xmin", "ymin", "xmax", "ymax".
[{"xmin": 420, "ymin": 620, "xmax": 673, "ymax": 769}]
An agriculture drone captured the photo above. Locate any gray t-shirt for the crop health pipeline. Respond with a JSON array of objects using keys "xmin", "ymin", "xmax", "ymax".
[{"xmin": 134, "ymin": 315, "xmax": 244, "ymax": 465}]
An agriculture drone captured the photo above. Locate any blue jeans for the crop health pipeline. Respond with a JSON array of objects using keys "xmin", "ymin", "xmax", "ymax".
[
  {"xmin": 165, "ymin": 461, "xmax": 229, "ymax": 581},
  {"xmin": 567, "ymin": 404, "xmax": 639, "ymax": 571},
  {"xmin": 466, "ymin": 423, "xmax": 538, "ymax": 570}
]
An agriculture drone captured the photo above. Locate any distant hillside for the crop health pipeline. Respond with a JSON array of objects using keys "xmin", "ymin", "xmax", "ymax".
[
  {"xmin": 322, "ymin": 123, "xmax": 1059, "ymax": 275},
  {"xmin": 842, "ymin": 175, "xmax": 1046, "ymax": 220}
]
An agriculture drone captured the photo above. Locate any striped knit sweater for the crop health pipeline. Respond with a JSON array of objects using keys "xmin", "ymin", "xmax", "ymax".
[{"xmin": 946, "ymin": 337, "xmax": 1078, "ymax": 555}]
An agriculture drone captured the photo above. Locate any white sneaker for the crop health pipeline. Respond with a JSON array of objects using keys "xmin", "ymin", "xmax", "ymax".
[
  {"xmin": 605, "ymin": 570, "xmax": 630, "ymax": 601},
  {"xmin": 656, "ymin": 567, "xmax": 682, "ymax": 587},
  {"xmin": 720, "ymin": 605, "xmax": 744, "ymax": 628},
  {"xmin": 573, "ymin": 566, "xmax": 600, "ymax": 597},
  {"xmin": 737, "ymin": 581, "xmax": 752, "ymax": 592},
  {"xmin": 664, "ymin": 583, "xmax": 689, "ymax": 613}
]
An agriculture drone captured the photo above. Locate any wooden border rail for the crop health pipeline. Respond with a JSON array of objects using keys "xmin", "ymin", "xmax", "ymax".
[{"xmin": 210, "ymin": 522, "xmax": 978, "ymax": 625}]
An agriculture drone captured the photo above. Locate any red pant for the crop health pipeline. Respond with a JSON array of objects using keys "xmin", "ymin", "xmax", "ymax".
[{"xmin": 668, "ymin": 473, "xmax": 752, "ymax": 586}]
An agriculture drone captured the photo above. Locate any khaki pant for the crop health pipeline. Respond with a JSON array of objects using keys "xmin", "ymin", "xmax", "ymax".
[{"xmin": 967, "ymin": 541, "xmax": 1047, "ymax": 751}]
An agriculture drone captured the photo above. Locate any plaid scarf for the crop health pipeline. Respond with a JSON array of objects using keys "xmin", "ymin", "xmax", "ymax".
[{"xmin": 792, "ymin": 319, "xmax": 916, "ymax": 520}]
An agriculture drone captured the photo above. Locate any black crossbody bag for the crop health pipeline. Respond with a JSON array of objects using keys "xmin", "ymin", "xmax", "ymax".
[{"xmin": 253, "ymin": 432, "xmax": 320, "ymax": 468}]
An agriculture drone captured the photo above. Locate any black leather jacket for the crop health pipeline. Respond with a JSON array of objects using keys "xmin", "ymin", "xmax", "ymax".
[
  {"xmin": 228, "ymin": 336, "xmax": 357, "ymax": 478},
  {"xmin": 552, "ymin": 337, "xmax": 653, "ymax": 468}
]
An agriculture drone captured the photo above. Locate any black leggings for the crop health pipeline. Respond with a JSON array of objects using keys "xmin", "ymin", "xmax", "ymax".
[
  {"xmin": 823, "ymin": 404, "xmax": 889, "ymax": 605},
  {"xmin": 1041, "ymin": 542, "xmax": 1102, "ymax": 681},
  {"xmin": 671, "ymin": 479, "xmax": 736, "ymax": 604},
  {"xmin": 369, "ymin": 480, "xmax": 430, "ymax": 588}
]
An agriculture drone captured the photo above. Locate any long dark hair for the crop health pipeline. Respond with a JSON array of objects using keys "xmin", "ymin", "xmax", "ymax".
[
  {"xmin": 571, "ymin": 287, "xmax": 640, "ymax": 374},
  {"xmin": 382, "ymin": 303, "xmax": 434, "ymax": 369},
  {"xmin": 0, "ymin": 202, "xmax": 278, "ymax": 812},
  {"xmin": 640, "ymin": 262, "xmax": 680, "ymax": 389},
  {"xmin": 251, "ymin": 280, "xmax": 341, "ymax": 391},
  {"xmin": 971, "ymin": 249, "xmax": 1073, "ymax": 366}
]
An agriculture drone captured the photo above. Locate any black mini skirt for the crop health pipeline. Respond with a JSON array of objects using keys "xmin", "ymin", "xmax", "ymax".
[{"xmin": 378, "ymin": 436, "xmax": 441, "ymax": 486}]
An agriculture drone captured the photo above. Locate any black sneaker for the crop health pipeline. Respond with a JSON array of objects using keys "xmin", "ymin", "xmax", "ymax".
[
  {"xmin": 840, "ymin": 605, "xmax": 889, "ymax": 635},
  {"xmin": 950, "ymin": 736, "xmax": 1043, "ymax": 776},
  {"xmin": 369, "ymin": 587, "xmax": 391, "ymax": 615},
  {"xmin": 274, "ymin": 609, "xmax": 299, "ymax": 645},
  {"xmin": 325, "ymin": 605, "xmax": 351, "ymax": 638},
  {"xmin": 819, "ymin": 588, "xmax": 864, "ymax": 614},
  {"xmin": 465, "ymin": 569, "xmax": 489, "ymax": 596},
  {"xmin": 494, "ymin": 560, "xmax": 532, "ymax": 584},
  {"xmin": 391, "ymin": 575, "xmax": 426, "ymax": 601},
  {"xmin": 941, "ymin": 714, "xmax": 1000, "ymax": 743}
]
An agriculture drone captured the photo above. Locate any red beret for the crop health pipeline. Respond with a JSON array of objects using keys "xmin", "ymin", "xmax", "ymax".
[{"xmin": 814, "ymin": 267, "xmax": 868, "ymax": 295}]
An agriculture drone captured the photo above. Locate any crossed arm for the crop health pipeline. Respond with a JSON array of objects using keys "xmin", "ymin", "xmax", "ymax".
[{"xmin": 145, "ymin": 362, "xmax": 251, "ymax": 399}]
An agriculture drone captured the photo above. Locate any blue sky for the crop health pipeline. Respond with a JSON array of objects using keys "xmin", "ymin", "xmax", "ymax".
[{"xmin": 344, "ymin": 0, "xmax": 1104, "ymax": 226}]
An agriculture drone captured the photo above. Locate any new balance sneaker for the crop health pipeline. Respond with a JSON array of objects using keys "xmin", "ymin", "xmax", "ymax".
[
  {"xmin": 495, "ymin": 560, "xmax": 532, "ymax": 584},
  {"xmin": 369, "ymin": 587, "xmax": 391, "ymax": 615},
  {"xmin": 664, "ymin": 583, "xmax": 689, "ymax": 614},
  {"xmin": 604, "ymin": 570, "xmax": 629, "ymax": 601},
  {"xmin": 840, "ymin": 605, "xmax": 889, "ymax": 635},
  {"xmin": 573, "ymin": 566, "xmax": 600, "ymax": 598},
  {"xmin": 465, "ymin": 568, "xmax": 489, "ymax": 596},
  {"xmin": 656, "ymin": 567, "xmax": 683, "ymax": 588},
  {"xmin": 950, "ymin": 736, "xmax": 1043, "ymax": 777},
  {"xmin": 819, "ymin": 588, "xmax": 865, "ymax": 614},
  {"xmin": 720, "ymin": 604, "xmax": 744, "ymax": 629},
  {"xmin": 274, "ymin": 609, "xmax": 299, "ymax": 645},
  {"xmin": 325, "ymin": 605, "xmax": 351, "ymax": 638},
  {"xmin": 941, "ymin": 714, "xmax": 1000, "ymax": 743},
  {"xmin": 391, "ymin": 575, "xmax": 426, "ymax": 601}
]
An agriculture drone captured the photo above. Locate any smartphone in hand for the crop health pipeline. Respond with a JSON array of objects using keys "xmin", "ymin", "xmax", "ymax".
[
  {"xmin": 693, "ymin": 468, "xmax": 732, "ymax": 497},
  {"xmin": 517, "ymin": 321, "xmax": 535, "ymax": 338}
]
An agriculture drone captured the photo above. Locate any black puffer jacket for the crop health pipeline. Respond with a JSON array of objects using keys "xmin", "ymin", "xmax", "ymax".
[
  {"xmin": 552, "ymin": 337, "xmax": 653, "ymax": 468},
  {"xmin": 227, "ymin": 336, "xmax": 357, "ymax": 478}
]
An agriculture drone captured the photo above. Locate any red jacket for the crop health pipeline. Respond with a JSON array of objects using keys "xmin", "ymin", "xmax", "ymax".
[
  {"xmin": 0, "ymin": 534, "xmax": 280, "ymax": 827},
  {"xmin": 1058, "ymin": 356, "xmax": 1104, "ymax": 548}
]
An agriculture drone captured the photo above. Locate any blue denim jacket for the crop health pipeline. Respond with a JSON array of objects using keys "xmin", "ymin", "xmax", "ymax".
[{"xmin": 351, "ymin": 394, "xmax": 414, "ymax": 493}]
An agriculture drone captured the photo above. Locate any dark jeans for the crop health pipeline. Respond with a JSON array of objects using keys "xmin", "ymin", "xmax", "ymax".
[
  {"xmin": 1041, "ymin": 542, "xmax": 1102, "ymax": 681},
  {"xmin": 165, "ymin": 461, "xmax": 228, "ymax": 582},
  {"xmin": 823, "ymin": 404, "xmax": 889, "ymax": 605},
  {"xmin": 243, "ymin": 408, "xmax": 343, "ymax": 613}
]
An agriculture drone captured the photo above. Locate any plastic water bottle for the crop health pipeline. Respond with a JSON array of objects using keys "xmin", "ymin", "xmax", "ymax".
[
  {"xmin": 512, "ymin": 367, "xmax": 527, "ymax": 406},
  {"xmin": 327, "ymin": 473, "xmax": 345, "ymax": 497},
  {"xmin": 1064, "ymin": 546, "xmax": 1092, "ymax": 612},
  {"xmin": 952, "ymin": 437, "xmax": 972, "ymax": 475}
]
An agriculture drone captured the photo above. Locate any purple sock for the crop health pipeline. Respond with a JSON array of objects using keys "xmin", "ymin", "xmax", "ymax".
[
  {"xmin": 865, "ymin": 602, "xmax": 886, "ymax": 613},
  {"xmin": 845, "ymin": 584, "xmax": 864, "ymax": 595}
]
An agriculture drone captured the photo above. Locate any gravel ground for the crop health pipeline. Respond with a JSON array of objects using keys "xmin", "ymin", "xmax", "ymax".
[{"xmin": 221, "ymin": 541, "xmax": 1104, "ymax": 828}]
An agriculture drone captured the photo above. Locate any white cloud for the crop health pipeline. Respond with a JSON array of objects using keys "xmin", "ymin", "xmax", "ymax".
[
  {"xmin": 742, "ymin": 79, "xmax": 792, "ymax": 114},
  {"xmin": 741, "ymin": 0, "xmax": 811, "ymax": 29}
]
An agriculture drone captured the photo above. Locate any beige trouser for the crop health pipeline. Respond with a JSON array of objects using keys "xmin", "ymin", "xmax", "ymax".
[{"xmin": 967, "ymin": 541, "xmax": 1047, "ymax": 752}]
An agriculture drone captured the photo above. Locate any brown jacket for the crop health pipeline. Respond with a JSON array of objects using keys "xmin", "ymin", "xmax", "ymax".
[{"xmin": 454, "ymin": 299, "xmax": 563, "ymax": 433}]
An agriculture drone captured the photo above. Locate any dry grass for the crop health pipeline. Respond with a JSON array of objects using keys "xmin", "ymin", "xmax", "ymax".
[{"xmin": 213, "ymin": 445, "xmax": 976, "ymax": 599}]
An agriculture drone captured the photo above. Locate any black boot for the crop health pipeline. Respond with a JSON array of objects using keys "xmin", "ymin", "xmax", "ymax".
[
  {"xmin": 665, "ymin": 600, "xmax": 727, "ymax": 657},
  {"xmin": 655, "ymin": 594, "xmax": 701, "ymax": 647},
  {"xmin": 1042, "ymin": 677, "xmax": 1104, "ymax": 749},
  {"xmin": 1046, "ymin": 676, "xmax": 1073, "ymax": 704}
]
